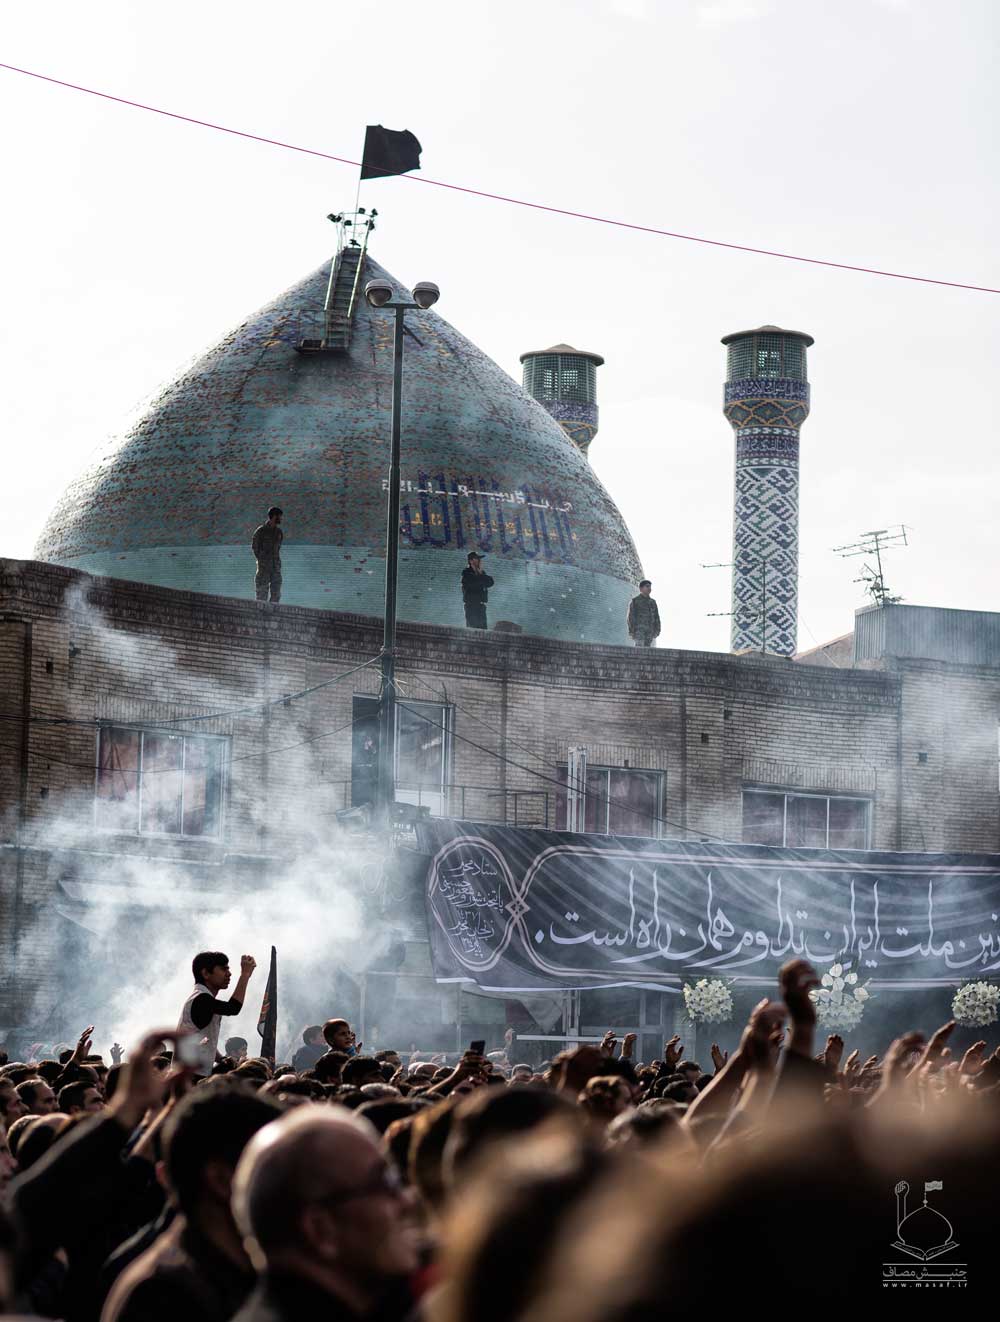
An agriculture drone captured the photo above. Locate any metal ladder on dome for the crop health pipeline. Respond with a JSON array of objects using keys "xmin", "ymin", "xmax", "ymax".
[{"xmin": 296, "ymin": 210, "xmax": 376, "ymax": 355}]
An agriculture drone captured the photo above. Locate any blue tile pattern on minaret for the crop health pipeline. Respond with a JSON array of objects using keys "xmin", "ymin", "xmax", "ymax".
[
  {"xmin": 721, "ymin": 326, "xmax": 813, "ymax": 656},
  {"xmin": 35, "ymin": 257, "xmax": 642, "ymax": 644}
]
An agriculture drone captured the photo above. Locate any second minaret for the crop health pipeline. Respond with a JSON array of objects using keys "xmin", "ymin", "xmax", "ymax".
[{"xmin": 721, "ymin": 324, "xmax": 813, "ymax": 655}]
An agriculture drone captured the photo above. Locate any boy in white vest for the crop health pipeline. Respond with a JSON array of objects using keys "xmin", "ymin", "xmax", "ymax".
[{"xmin": 178, "ymin": 950, "xmax": 257, "ymax": 1075}]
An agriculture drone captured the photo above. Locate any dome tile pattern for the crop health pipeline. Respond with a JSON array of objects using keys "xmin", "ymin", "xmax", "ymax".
[{"xmin": 36, "ymin": 257, "xmax": 642, "ymax": 643}]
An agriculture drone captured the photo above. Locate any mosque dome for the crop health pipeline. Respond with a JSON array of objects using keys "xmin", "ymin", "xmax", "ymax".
[
  {"xmin": 896, "ymin": 1204, "xmax": 956, "ymax": 1258},
  {"xmin": 35, "ymin": 254, "xmax": 642, "ymax": 644}
]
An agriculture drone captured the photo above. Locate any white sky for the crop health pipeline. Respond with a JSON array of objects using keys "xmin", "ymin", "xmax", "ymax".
[{"xmin": 2, "ymin": 0, "xmax": 996, "ymax": 653}]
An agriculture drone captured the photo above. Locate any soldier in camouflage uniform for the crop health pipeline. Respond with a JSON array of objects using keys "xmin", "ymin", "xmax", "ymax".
[
  {"xmin": 252, "ymin": 506, "xmax": 284, "ymax": 605},
  {"xmin": 627, "ymin": 579, "xmax": 661, "ymax": 647}
]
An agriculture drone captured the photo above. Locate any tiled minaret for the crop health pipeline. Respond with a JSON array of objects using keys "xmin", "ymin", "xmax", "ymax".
[
  {"xmin": 721, "ymin": 325, "xmax": 813, "ymax": 655},
  {"xmin": 520, "ymin": 344, "xmax": 603, "ymax": 459}
]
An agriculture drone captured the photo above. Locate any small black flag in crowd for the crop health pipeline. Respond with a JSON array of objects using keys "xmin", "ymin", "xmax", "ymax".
[
  {"xmin": 257, "ymin": 945, "xmax": 278, "ymax": 1064},
  {"xmin": 360, "ymin": 125, "xmax": 422, "ymax": 180}
]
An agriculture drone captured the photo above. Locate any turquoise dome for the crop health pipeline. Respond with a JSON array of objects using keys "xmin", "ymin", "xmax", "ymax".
[{"xmin": 36, "ymin": 255, "xmax": 642, "ymax": 643}]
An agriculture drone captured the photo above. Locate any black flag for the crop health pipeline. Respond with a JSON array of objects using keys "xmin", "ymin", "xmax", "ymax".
[
  {"xmin": 257, "ymin": 946, "xmax": 278, "ymax": 1064},
  {"xmin": 361, "ymin": 126, "xmax": 422, "ymax": 180}
]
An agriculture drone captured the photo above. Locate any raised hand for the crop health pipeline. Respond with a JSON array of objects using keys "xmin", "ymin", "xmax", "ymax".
[
  {"xmin": 779, "ymin": 959, "xmax": 821, "ymax": 1058},
  {"xmin": 552, "ymin": 1044, "xmax": 607, "ymax": 1094},
  {"xmin": 914, "ymin": 1021, "xmax": 955, "ymax": 1076},
  {"xmin": 72, "ymin": 1025, "xmax": 96, "ymax": 1063},
  {"xmin": 960, "ymin": 1041, "xmax": 988, "ymax": 1076},
  {"xmin": 111, "ymin": 1029, "xmax": 174, "ymax": 1129},
  {"xmin": 663, "ymin": 1034, "xmax": 683, "ymax": 1068},
  {"xmin": 423, "ymin": 1049, "xmax": 483, "ymax": 1097},
  {"xmin": 823, "ymin": 1034, "xmax": 845, "ymax": 1072},
  {"xmin": 779, "ymin": 959, "xmax": 820, "ymax": 1026},
  {"xmin": 110, "ymin": 1042, "xmax": 124, "ymax": 1066},
  {"xmin": 599, "ymin": 1030, "xmax": 617, "ymax": 1058},
  {"xmin": 710, "ymin": 1043, "xmax": 728, "ymax": 1072},
  {"xmin": 621, "ymin": 1032, "xmax": 638, "ymax": 1059},
  {"xmin": 739, "ymin": 998, "xmax": 786, "ymax": 1070},
  {"xmin": 867, "ymin": 1033, "xmax": 922, "ymax": 1108}
]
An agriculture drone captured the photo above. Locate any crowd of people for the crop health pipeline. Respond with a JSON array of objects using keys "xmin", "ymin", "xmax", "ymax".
[{"xmin": 2, "ymin": 954, "xmax": 997, "ymax": 1317}]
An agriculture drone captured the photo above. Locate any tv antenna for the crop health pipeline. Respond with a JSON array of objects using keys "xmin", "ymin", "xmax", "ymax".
[
  {"xmin": 832, "ymin": 526, "xmax": 909, "ymax": 607},
  {"xmin": 702, "ymin": 554, "xmax": 771, "ymax": 654}
]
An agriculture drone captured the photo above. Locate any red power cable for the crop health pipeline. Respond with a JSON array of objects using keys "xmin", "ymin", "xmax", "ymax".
[{"xmin": 1, "ymin": 60, "xmax": 997, "ymax": 295}]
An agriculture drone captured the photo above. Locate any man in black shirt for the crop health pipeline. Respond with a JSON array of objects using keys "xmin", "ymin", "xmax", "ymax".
[
  {"xmin": 104, "ymin": 1085, "xmax": 283, "ymax": 1322},
  {"xmin": 461, "ymin": 552, "xmax": 494, "ymax": 630},
  {"xmin": 231, "ymin": 1108, "xmax": 418, "ymax": 1322}
]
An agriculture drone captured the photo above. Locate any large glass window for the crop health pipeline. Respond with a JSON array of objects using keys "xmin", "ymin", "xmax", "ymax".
[
  {"xmin": 556, "ymin": 765, "xmax": 663, "ymax": 837},
  {"xmin": 396, "ymin": 700, "xmax": 450, "ymax": 802},
  {"xmin": 742, "ymin": 789, "xmax": 870, "ymax": 850},
  {"xmin": 351, "ymin": 696, "xmax": 452, "ymax": 815},
  {"xmin": 96, "ymin": 727, "xmax": 224, "ymax": 838}
]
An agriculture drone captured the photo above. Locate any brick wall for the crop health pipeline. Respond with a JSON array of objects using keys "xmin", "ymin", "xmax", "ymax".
[{"xmin": 1, "ymin": 557, "xmax": 998, "ymax": 1029}]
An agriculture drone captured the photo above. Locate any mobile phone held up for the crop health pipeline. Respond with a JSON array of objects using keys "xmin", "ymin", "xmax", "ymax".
[{"xmin": 469, "ymin": 1039, "xmax": 486, "ymax": 1056}]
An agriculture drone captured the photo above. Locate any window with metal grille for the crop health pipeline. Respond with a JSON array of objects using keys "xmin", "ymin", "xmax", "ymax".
[
  {"xmin": 755, "ymin": 339, "xmax": 783, "ymax": 376},
  {"xmin": 523, "ymin": 355, "xmax": 596, "ymax": 404},
  {"xmin": 727, "ymin": 341, "xmax": 754, "ymax": 380},
  {"xmin": 742, "ymin": 788, "xmax": 870, "ymax": 849},
  {"xmin": 555, "ymin": 765, "xmax": 663, "ymax": 837},
  {"xmin": 95, "ymin": 727, "xmax": 225, "ymax": 837},
  {"xmin": 726, "ymin": 336, "xmax": 807, "ymax": 382}
]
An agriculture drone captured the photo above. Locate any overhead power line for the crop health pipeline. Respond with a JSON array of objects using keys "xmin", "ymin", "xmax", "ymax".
[
  {"xmin": 390, "ymin": 694, "xmax": 728, "ymax": 844},
  {"xmin": 0, "ymin": 710, "xmax": 366, "ymax": 775},
  {"xmin": 0, "ymin": 653, "xmax": 380, "ymax": 732},
  {"xmin": 1, "ymin": 61, "xmax": 997, "ymax": 296}
]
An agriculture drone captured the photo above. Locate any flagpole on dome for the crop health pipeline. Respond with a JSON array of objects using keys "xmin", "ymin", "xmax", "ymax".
[{"xmin": 354, "ymin": 126, "xmax": 424, "ymax": 837}]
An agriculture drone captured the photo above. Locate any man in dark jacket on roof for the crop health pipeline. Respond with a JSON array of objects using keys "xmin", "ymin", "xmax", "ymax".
[
  {"xmin": 461, "ymin": 553, "xmax": 494, "ymax": 630},
  {"xmin": 251, "ymin": 507, "xmax": 283, "ymax": 605},
  {"xmin": 627, "ymin": 580, "xmax": 661, "ymax": 647}
]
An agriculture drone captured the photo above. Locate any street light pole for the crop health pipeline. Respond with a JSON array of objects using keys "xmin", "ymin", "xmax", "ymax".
[
  {"xmin": 365, "ymin": 278, "xmax": 440, "ymax": 833},
  {"xmin": 376, "ymin": 303, "xmax": 405, "ymax": 830}
]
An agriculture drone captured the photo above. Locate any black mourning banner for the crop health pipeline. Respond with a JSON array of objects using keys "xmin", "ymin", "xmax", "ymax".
[
  {"xmin": 418, "ymin": 820, "xmax": 1000, "ymax": 993},
  {"xmin": 360, "ymin": 126, "xmax": 422, "ymax": 180}
]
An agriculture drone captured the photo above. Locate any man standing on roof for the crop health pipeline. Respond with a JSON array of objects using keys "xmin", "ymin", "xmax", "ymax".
[
  {"xmin": 461, "ymin": 552, "xmax": 494, "ymax": 630},
  {"xmin": 627, "ymin": 579, "xmax": 661, "ymax": 648},
  {"xmin": 178, "ymin": 951, "xmax": 257, "ymax": 1075},
  {"xmin": 251, "ymin": 507, "xmax": 283, "ymax": 606}
]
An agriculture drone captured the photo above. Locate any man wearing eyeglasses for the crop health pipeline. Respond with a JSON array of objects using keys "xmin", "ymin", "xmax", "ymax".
[{"xmin": 231, "ymin": 1108, "xmax": 418, "ymax": 1322}]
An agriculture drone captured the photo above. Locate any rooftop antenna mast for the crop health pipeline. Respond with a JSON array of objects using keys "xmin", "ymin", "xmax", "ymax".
[
  {"xmin": 832, "ymin": 526, "xmax": 909, "ymax": 607},
  {"xmin": 702, "ymin": 555, "xmax": 771, "ymax": 654}
]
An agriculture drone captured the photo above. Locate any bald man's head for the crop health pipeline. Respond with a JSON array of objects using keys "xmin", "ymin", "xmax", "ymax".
[{"xmin": 232, "ymin": 1106, "xmax": 418, "ymax": 1291}]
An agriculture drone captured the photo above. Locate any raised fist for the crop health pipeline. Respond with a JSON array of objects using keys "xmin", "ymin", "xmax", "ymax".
[{"xmin": 241, "ymin": 955, "xmax": 257, "ymax": 974}]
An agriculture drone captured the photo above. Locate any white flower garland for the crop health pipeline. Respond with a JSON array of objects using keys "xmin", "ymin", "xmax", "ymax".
[
  {"xmin": 952, "ymin": 981, "xmax": 999, "ymax": 1028},
  {"xmin": 809, "ymin": 961, "xmax": 872, "ymax": 1031},
  {"xmin": 683, "ymin": 978, "xmax": 733, "ymax": 1025}
]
